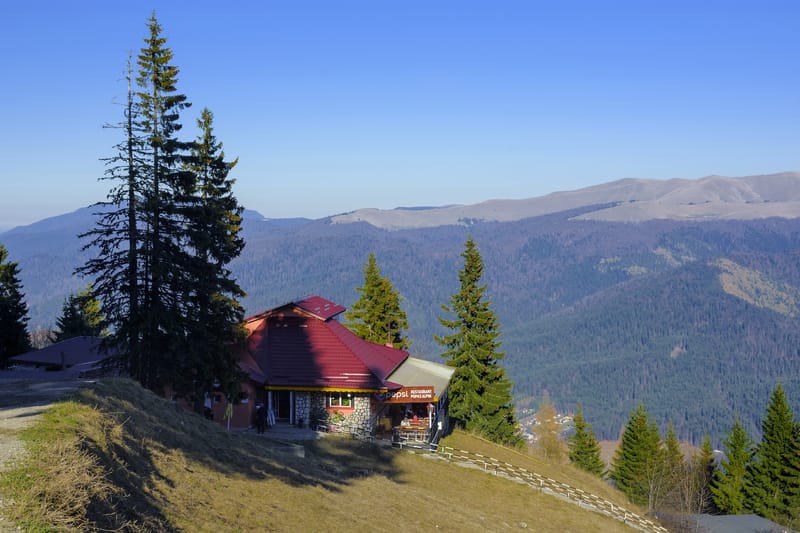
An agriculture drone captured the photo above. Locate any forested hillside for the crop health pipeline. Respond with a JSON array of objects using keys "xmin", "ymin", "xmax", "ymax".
[{"xmin": 4, "ymin": 203, "xmax": 800, "ymax": 444}]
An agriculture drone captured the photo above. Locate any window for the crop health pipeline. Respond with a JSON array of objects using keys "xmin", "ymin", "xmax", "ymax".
[{"xmin": 328, "ymin": 392, "xmax": 353, "ymax": 408}]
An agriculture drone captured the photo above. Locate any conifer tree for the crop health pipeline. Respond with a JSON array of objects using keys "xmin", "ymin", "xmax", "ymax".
[
  {"xmin": 568, "ymin": 403, "xmax": 605, "ymax": 476},
  {"xmin": 663, "ymin": 421, "xmax": 685, "ymax": 493},
  {"xmin": 345, "ymin": 253, "xmax": 409, "ymax": 350},
  {"xmin": 0, "ymin": 244, "xmax": 31, "ymax": 364},
  {"xmin": 54, "ymin": 285, "xmax": 106, "ymax": 341},
  {"xmin": 134, "ymin": 12, "xmax": 194, "ymax": 389},
  {"xmin": 610, "ymin": 404, "xmax": 664, "ymax": 509},
  {"xmin": 711, "ymin": 416, "xmax": 754, "ymax": 514},
  {"xmin": 436, "ymin": 236, "xmax": 521, "ymax": 446},
  {"xmin": 78, "ymin": 55, "xmax": 147, "ymax": 378},
  {"xmin": 694, "ymin": 434, "xmax": 716, "ymax": 513},
  {"xmin": 80, "ymin": 15, "xmax": 245, "ymax": 398},
  {"xmin": 743, "ymin": 384, "xmax": 800, "ymax": 522},
  {"xmin": 177, "ymin": 107, "xmax": 246, "ymax": 403}
]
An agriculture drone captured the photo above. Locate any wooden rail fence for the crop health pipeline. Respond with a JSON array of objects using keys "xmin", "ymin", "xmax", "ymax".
[
  {"xmin": 322, "ymin": 424, "xmax": 667, "ymax": 532},
  {"xmin": 396, "ymin": 440, "xmax": 670, "ymax": 533}
]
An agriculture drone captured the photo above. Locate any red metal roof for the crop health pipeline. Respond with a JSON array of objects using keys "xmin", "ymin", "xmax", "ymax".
[
  {"xmin": 294, "ymin": 295, "xmax": 346, "ymax": 320},
  {"xmin": 242, "ymin": 297, "xmax": 407, "ymax": 392}
]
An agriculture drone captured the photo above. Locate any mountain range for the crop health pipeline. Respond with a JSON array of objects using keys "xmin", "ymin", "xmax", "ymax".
[{"xmin": 4, "ymin": 172, "xmax": 800, "ymax": 443}]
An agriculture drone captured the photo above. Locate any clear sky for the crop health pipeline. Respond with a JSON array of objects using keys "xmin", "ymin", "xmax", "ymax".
[{"xmin": 1, "ymin": 0, "xmax": 798, "ymax": 230}]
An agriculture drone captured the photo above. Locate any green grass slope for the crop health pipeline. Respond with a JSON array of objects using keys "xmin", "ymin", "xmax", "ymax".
[{"xmin": 0, "ymin": 379, "xmax": 644, "ymax": 532}]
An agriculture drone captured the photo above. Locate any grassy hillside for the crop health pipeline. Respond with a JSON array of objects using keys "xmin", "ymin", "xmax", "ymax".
[{"xmin": 0, "ymin": 379, "xmax": 643, "ymax": 532}]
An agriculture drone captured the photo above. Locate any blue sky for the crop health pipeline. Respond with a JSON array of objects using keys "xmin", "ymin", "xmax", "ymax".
[{"xmin": 1, "ymin": 0, "xmax": 798, "ymax": 230}]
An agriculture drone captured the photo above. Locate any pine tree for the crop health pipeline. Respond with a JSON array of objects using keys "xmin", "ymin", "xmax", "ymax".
[
  {"xmin": 345, "ymin": 253, "xmax": 410, "ymax": 350},
  {"xmin": 79, "ymin": 15, "xmax": 244, "ymax": 398},
  {"xmin": 663, "ymin": 421, "xmax": 685, "ymax": 495},
  {"xmin": 694, "ymin": 434, "xmax": 716, "ymax": 513},
  {"xmin": 177, "ymin": 107, "xmax": 246, "ymax": 405},
  {"xmin": 610, "ymin": 404, "xmax": 664, "ymax": 509},
  {"xmin": 568, "ymin": 403, "xmax": 605, "ymax": 475},
  {"xmin": 54, "ymin": 285, "xmax": 106, "ymax": 341},
  {"xmin": 78, "ymin": 55, "xmax": 147, "ymax": 379},
  {"xmin": 711, "ymin": 416, "xmax": 754, "ymax": 514},
  {"xmin": 0, "ymin": 244, "xmax": 31, "ymax": 364},
  {"xmin": 134, "ymin": 12, "xmax": 194, "ymax": 389},
  {"xmin": 436, "ymin": 236, "xmax": 521, "ymax": 446},
  {"xmin": 744, "ymin": 384, "xmax": 800, "ymax": 522}
]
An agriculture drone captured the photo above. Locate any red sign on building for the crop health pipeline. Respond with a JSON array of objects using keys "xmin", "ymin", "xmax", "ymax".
[{"xmin": 375, "ymin": 386, "xmax": 435, "ymax": 403}]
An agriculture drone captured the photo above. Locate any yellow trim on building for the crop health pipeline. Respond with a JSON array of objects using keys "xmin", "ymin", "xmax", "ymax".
[{"xmin": 264, "ymin": 385, "xmax": 388, "ymax": 393}]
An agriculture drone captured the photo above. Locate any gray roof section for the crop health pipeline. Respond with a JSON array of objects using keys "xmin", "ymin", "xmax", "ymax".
[
  {"xmin": 386, "ymin": 357, "xmax": 455, "ymax": 400},
  {"xmin": 666, "ymin": 514, "xmax": 794, "ymax": 533},
  {"xmin": 10, "ymin": 336, "xmax": 108, "ymax": 367}
]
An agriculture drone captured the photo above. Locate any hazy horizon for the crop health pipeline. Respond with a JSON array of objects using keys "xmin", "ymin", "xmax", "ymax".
[{"xmin": 3, "ymin": 1, "xmax": 799, "ymax": 230}]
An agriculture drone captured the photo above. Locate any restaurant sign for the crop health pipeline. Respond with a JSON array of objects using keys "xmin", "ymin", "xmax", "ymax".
[{"xmin": 375, "ymin": 386, "xmax": 435, "ymax": 403}]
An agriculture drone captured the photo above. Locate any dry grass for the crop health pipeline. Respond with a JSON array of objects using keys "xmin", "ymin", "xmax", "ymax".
[{"xmin": 1, "ymin": 379, "xmax": 643, "ymax": 532}]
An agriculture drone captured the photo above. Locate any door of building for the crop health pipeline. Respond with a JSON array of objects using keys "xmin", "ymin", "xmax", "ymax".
[{"xmin": 276, "ymin": 390, "xmax": 291, "ymax": 420}]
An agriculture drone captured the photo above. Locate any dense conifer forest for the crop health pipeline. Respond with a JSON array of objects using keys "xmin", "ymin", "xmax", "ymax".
[{"xmin": 4, "ymin": 206, "xmax": 800, "ymax": 443}]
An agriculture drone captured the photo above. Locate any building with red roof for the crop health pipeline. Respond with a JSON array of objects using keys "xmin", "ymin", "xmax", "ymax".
[{"xmin": 215, "ymin": 296, "xmax": 454, "ymax": 441}]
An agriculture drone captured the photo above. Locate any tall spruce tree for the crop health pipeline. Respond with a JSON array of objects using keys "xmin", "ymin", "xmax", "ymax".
[
  {"xmin": 568, "ymin": 403, "xmax": 605, "ymax": 476},
  {"xmin": 78, "ymin": 55, "xmax": 147, "ymax": 379},
  {"xmin": 80, "ymin": 15, "xmax": 244, "ymax": 398},
  {"xmin": 135, "ymin": 12, "xmax": 194, "ymax": 389},
  {"xmin": 345, "ymin": 253, "xmax": 409, "ymax": 350},
  {"xmin": 54, "ymin": 285, "xmax": 106, "ymax": 341},
  {"xmin": 0, "ymin": 244, "xmax": 31, "ymax": 364},
  {"xmin": 436, "ymin": 236, "xmax": 521, "ymax": 446},
  {"xmin": 610, "ymin": 404, "xmax": 664, "ymax": 509},
  {"xmin": 711, "ymin": 416, "xmax": 754, "ymax": 514},
  {"xmin": 743, "ymin": 384, "xmax": 800, "ymax": 522},
  {"xmin": 178, "ymin": 107, "xmax": 246, "ymax": 404}
]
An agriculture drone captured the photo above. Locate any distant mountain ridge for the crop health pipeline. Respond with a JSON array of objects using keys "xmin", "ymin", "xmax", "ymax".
[
  {"xmin": 331, "ymin": 172, "xmax": 800, "ymax": 229},
  {"xmin": 3, "ymin": 172, "xmax": 800, "ymax": 443}
]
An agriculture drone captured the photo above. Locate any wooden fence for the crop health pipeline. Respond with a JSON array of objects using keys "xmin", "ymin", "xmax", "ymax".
[
  {"xmin": 324, "ymin": 423, "xmax": 668, "ymax": 532},
  {"xmin": 396, "ymin": 440, "xmax": 670, "ymax": 533}
]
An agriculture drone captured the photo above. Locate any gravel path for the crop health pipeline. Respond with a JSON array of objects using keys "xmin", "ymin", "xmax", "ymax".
[{"xmin": 0, "ymin": 377, "xmax": 91, "ymax": 530}]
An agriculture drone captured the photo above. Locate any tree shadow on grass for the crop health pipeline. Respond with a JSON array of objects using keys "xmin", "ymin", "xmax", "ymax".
[{"xmin": 71, "ymin": 379, "xmax": 402, "ymax": 530}]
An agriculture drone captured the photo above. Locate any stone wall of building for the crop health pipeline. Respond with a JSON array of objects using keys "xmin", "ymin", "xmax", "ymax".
[
  {"xmin": 343, "ymin": 395, "xmax": 371, "ymax": 430},
  {"xmin": 309, "ymin": 392, "xmax": 328, "ymax": 429},
  {"xmin": 306, "ymin": 392, "xmax": 373, "ymax": 431},
  {"xmin": 294, "ymin": 391, "xmax": 311, "ymax": 427}
]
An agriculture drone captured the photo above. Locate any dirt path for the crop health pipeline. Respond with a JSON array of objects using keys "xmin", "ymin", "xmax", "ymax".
[{"xmin": 0, "ymin": 378, "xmax": 91, "ymax": 530}]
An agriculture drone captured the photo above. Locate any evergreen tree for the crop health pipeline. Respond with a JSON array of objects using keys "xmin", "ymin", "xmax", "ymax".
[
  {"xmin": 743, "ymin": 384, "xmax": 800, "ymax": 522},
  {"xmin": 134, "ymin": 12, "xmax": 194, "ymax": 389},
  {"xmin": 568, "ymin": 403, "xmax": 605, "ymax": 476},
  {"xmin": 78, "ymin": 55, "xmax": 147, "ymax": 379},
  {"xmin": 79, "ymin": 15, "xmax": 244, "ymax": 399},
  {"xmin": 695, "ymin": 434, "xmax": 716, "ymax": 513},
  {"xmin": 345, "ymin": 253, "xmax": 410, "ymax": 349},
  {"xmin": 0, "ymin": 244, "xmax": 31, "ymax": 363},
  {"xmin": 436, "ymin": 236, "xmax": 521, "ymax": 446},
  {"xmin": 177, "ymin": 107, "xmax": 246, "ymax": 404},
  {"xmin": 711, "ymin": 416, "xmax": 754, "ymax": 514},
  {"xmin": 54, "ymin": 285, "xmax": 106, "ymax": 341},
  {"xmin": 610, "ymin": 404, "xmax": 664, "ymax": 509},
  {"xmin": 663, "ymin": 421, "xmax": 685, "ymax": 495}
]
